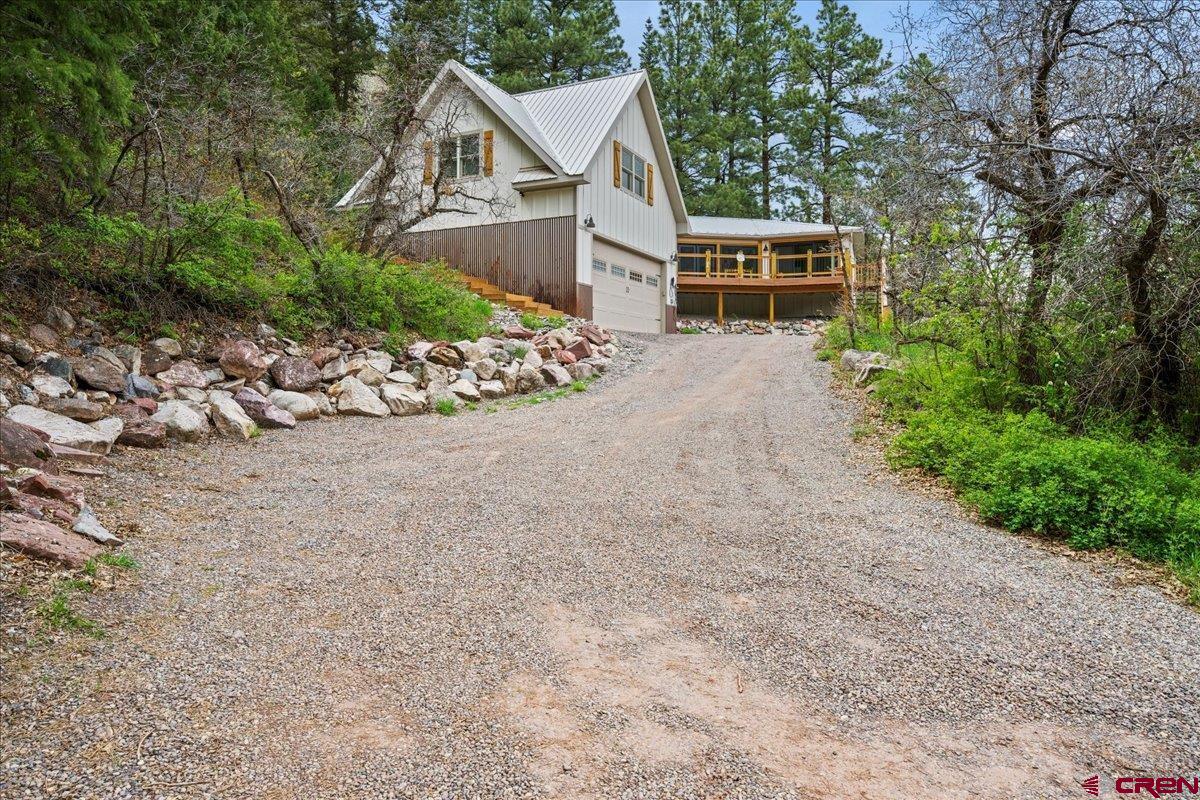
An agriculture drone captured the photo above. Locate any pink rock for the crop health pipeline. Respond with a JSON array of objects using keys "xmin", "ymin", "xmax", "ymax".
[
  {"xmin": 0, "ymin": 418, "xmax": 56, "ymax": 472},
  {"xmin": 117, "ymin": 420, "xmax": 167, "ymax": 448},
  {"xmin": 0, "ymin": 512, "xmax": 104, "ymax": 568},
  {"xmin": 503, "ymin": 326, "xmax": 535, "ymax": 340},
  {"xmin": 563, "ymin": 340, "xmax": 592, "ymax": 361},
  {"xmin": 233, "ymin": 388, "xmax": 296, "ymax": 429},
  {"xmin": 310, "ymin": 347, "xmax": 343, "ymax": 368},
  {"xmin": 555, "ymin": 349, "xmax": 577, "ymax": 364},
  {"xmin": 218, "ymin": 339, "xmax": 268, "ymax": 381},
  {"xmin": 269, "ymin": 356, "xmax": 322, "ymax": 392},
  {"xmin": 157, "ymin": 360, "xmax": 209, "ymax": 388}
]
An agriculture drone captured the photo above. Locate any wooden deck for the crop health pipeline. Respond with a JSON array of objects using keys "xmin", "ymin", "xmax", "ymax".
[{"xmin": 676, "ymin": 273, "xmax": 846, "ymax": 294}]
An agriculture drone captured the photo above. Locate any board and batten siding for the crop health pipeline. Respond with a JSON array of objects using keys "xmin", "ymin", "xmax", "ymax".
[
  {"xmin": 404, "ymin": 86, "xmax": 575, "ymax": 233},
  {"xmin": 575, "ymin": 92, "xmax": 678, "ymax": 274},
  {"xmin": 401, "ymin": 216, "xmax": 578, "ymax": 314}
]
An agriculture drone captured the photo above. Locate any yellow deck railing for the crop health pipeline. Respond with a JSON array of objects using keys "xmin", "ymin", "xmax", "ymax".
[{"xmin": 681, "ymin": 250, "xmax": 845, "ymax": 279}]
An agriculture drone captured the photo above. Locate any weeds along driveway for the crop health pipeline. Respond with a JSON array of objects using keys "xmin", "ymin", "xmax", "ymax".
[{"xmin": 3, "ymin": 334, "xmax": 1198, "ymax": 799}]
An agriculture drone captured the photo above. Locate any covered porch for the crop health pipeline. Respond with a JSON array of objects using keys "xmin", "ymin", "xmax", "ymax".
[{"xmin": 675, "ymin": 217, "xmax": 864, "ymax": 324}]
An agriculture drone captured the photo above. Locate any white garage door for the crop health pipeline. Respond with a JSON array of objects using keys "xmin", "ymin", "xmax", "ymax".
[{"xmin": 591, "ymin": 240, "xmax": 663, "ymax": 333}]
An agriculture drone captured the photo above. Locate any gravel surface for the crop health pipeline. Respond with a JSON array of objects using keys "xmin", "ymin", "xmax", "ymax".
[{"xmin": 3, "ymin": 334, "xmax": 1198, "ymax": 799}]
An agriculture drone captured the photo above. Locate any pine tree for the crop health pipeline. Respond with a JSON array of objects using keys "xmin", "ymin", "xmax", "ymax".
[
  {"xmin": 476, "ymin": 0, "xmax": 630, "ymax": 93},
  {"xmin": 289, "ymin": 0, "xmax": 379, "ymax": 113},
  {"xmin": 639, "ymin": 1, "xmax": 706, "ymax": 202},
  {"xmin": 790, "ymin": 0, "xmax": 889, "ymax": 223},
  {"xmin": 740, "ymin": 0, "xmax": 799, "ymax": 217},
  {"xmin": 385, "ymin": 0, "xmax": 468, "ymax": 86}
]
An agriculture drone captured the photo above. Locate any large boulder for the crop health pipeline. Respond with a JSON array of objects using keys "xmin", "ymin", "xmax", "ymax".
[
  {"xmin": 521, "ymin": 348, "xmax": 544, "ymax": 370},
  {"xmin": 124, "ymin": 373, "xmax": 160, "ymax": 399},
  {"xmin": 267, "ymin": 390, "xmax": 320, "ymax": 421},
  {"xmin": 333, "ymin": 376, "xmax": 389, "ymax": 417},
  {"xmin": 141, "ymin": 341, "xmax": 176, "ymax": 375},
  {"xmin": 37, "ymin": 355, "xmax": 74, "ymax": 382},
  {"xmin": 113, "ymin": 344, "xmax": 142, "ymax": 374},
  {"xmin": 209, "ymin": 392, "xmax": 258, "ymax": 440},
  {"xmin": 218, "ymin": 339, "xmax": 268, "ymax": 381},
  {"xmin": 418, "ymin": 362, "xmax": 451, "ymax": 389},
  {"xmin": 380, "ymin": 384, "xmax": 428, "ymax": 416},
  {"xmin": 309, "ymin": 346, "xmax": 342, "ymax": 368},
  {"xmin": 0, "ymin": 417, "xmax": 56, "ymax": 471},
  {"xmin": 28, "ymin": 324, "xmax": 58, "ymax": 348},
  {"xmin": 385, "ymin": 369, "xmax": 417, "ymax": 385},
  {"xmin": 233, "ymin": 388, "xmax": 295, "ymax": 429},
  {"xmin": 472, "ymin": 358, "xmax": 498, "ymax": 381},
  {"xmin": 151, "ymin": 400, "xmax": 210, "ymax": 442},
  {"xmin": 478, "ymin": 380, "xmax": 507, "ymax": 399},
  {"xmin": 72, "ymin": 355, "xmax": 128, "ymax": 393},
  {"xmin": 355, "ymin": 365, "xmax": 388, "ymax": 387},
  {"xmin": 452, "ymin": 340, "xmax": 485, "ymax": 363},
  {"xmin": 0, "ymin": 333, "xmax": 36, "ymax": 364},
  {"xmin": 5, "ymin": 405, "xmax": 121, "ymax": 455},
  {"xmin": 157, "ymin": 360, "xmax": 209, "ymax": 389},
  {"xmin": 151, "ymin": 337, "xmax": 183, "ymax": 358},
  {"xmin": 269, "ymin": 356, "xmax": 322, "ymax": 392},
  {"xmin": 321, "ymin": 356, "xmax": 349, "ymax": 382},
  {"xmin": 516, "ymin": 366, "xmax": 545, "ymax": 394}
]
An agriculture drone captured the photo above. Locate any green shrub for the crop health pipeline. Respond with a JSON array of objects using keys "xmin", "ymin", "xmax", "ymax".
[
  {"xmin": 519, "ymin": 311, "xmax": 563, "ymax": 330},
  {"xmin": 679, "ymin": 326, "xmax": 701, "ymax": 334},
  {"xmin": 434, "ymin": 397, "xmax": 458, "ymax": 416},
  {"xmin": 890, "ymin": 409, "xmax": 1200, "ymax": 570}
]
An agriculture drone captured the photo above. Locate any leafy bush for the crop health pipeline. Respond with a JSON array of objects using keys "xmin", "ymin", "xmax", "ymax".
[{"xmin": 519, "ymin": 311, "xmax": 563, "ymax": 330}]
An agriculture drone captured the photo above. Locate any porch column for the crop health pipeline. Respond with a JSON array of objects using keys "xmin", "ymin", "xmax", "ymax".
[
  {"xmin": 717, "ymin": 291, "xmax": 724, "ymax": 325},
  {"xmin": 769, "ymin": 292, "xmax": 775, "ymax": 324}
]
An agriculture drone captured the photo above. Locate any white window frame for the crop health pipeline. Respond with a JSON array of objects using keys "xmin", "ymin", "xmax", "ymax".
[
  {"xmin": 439, "ymin": 131, "xmax": 481, "ymax": 180},
  {"xmin": 645, "ymin": 274, "xmax": 659, "ymax": 288},
  {"xmin": 610, "ymin": 264, "xmax": 627, "ymax": 279},
  {"xmin": 592, "ymin": 258, "xmax": 607, "ymax": 273},
  {"xmin": 620, "ymin": 145, "xmax": 648, "ymax": 201}
]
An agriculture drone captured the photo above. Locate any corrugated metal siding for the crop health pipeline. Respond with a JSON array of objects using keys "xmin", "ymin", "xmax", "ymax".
[{"xmin": 401, "ymin": 215, "xmax": 578, "ymax": 314}]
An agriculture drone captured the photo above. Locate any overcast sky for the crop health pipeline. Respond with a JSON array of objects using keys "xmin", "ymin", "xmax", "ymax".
[{"xmin": 614, "ymin": 1, "xmax": 930, "ymax": 66}]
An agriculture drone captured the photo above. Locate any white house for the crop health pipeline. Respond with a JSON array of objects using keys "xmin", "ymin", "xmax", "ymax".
[{"xmin": 338, "ymin": 61, "xmax": 864, "ymax": 333}]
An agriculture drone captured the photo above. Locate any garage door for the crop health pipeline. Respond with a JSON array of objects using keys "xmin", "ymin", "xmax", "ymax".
[{"xmin": 591, "ymin": 240, "xmax": 663, "ymax": 333}]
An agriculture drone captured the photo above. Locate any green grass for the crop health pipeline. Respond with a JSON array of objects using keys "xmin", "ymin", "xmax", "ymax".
[
  {"xmin": 679, "ymin": 326, "xmax": 702, "ymax": 334},
  {"xmin": 570, "ymin": 380, "xmax": 588, "ymax": 392},
  {"xmin": 518, "ymin": 312, "xmax": 565, "ymax": 331},
  {"xmin": 434, "ymin": 397, "xmax": 459, "ymax": 416},
  {"xmin": 505, "ymin": 387, "xmax": 571, "ymax": 409},
  {"xmin": 96, "ymin": 552, "xmax": 140, "ymax": 570},
  {"xmin": 36, "ymin": 590, "xmax": 103, "ymax": 637},
  {"xmin": 512, "ymin": 344, "xmax": 530, "ymax": 360}
]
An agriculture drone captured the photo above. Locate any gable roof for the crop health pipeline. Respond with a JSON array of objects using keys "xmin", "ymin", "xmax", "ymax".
[{"xmin": 338, "ymin": 60, "xmax": 688, "ymax": 220}]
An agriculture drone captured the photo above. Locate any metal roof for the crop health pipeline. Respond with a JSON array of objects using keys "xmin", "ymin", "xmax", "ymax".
[
  {"xmin": 515, "ymin": 71, "xmax": 646, "ymax": 175},
  {"xmin": 687, "ymin": 216, "xmax": 864, "ymax": 238},
  {"xmin": 511, "ymin": 167, "xmax": 558, "ymax": 184}
]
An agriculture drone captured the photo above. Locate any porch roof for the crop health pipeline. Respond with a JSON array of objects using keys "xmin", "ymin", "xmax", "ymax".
[{"xmin": 684, "ymin": 216, "xmax": 863, "ymax": 239}]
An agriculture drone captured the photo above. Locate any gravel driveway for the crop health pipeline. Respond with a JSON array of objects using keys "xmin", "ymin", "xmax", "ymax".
[{"xmin": 3, "ymin": 334, "xmax": 1198, "ymax": 798}]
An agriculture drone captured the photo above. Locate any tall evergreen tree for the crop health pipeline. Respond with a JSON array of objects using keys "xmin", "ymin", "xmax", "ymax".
[
  {"xmin": 290, "ymin": 0, "xmax": 379, "ymax": 113},
  {"xmin": 639, "ymin": 1, "xmax": 705, "ymax": 202},
  {"xmin": 475, "ymin": 0, "xmax": 630, "ymax": 93},
  {"xmin": 790, "ymin": 0, "xmax": 889, "ymax": 223},
  {"xmin": 384, "ymin": 0, "xmax": 468, "ymax": 86}
]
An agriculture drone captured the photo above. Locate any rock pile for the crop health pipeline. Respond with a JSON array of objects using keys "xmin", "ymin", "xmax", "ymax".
[
  {"xmin": 1, "ymin": 304, "xmax": 620, "ymax": 568},
  {"xmin": 678, "ymin": 318, "xmax": 826, "ymax": 336}
]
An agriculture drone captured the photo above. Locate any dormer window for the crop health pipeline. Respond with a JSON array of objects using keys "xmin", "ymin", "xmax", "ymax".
[{"xmin": 439, "ymin": 132, "xmax": 481, "ymax": 179}]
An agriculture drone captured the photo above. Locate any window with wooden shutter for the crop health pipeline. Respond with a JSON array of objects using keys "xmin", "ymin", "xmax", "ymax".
[
  {"xmin": 483, "ymin": 130, "xmax": 494, "ymax": 176},
  {"xmin": 613, "ymin": 141, "xmax": 621, "ymax": 187},
  {"xmin": 647, "ymin": 163, "xmax": 654, "ymax": 205},
  {"xmin": 423, "ymin": 140, "xmax": 433, "ymax": 184}
]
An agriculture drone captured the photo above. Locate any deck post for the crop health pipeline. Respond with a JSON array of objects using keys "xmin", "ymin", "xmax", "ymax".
[
  {"xmin": 717, "ymin": 291, "xmax": 724, "ymax": 325},
  {"xmin": 769, "ymin": 292, "xmax": 775, "ymax": 324}
]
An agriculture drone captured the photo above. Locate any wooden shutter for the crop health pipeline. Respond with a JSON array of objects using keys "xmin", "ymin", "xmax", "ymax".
[
  {"xmin": 646, "ymin": 163, "xmax": 654, "ymax": 205},
  {"xmin": 483, "ymin": 130, "xmax": 494, "ymax": 176},
  {"xmin": 613, "ymin": 141, "xmax": 621, "ymax": 187},
  {"xmin": 423, "ymin": 140, "xmax": 433, "ymax": 184}
]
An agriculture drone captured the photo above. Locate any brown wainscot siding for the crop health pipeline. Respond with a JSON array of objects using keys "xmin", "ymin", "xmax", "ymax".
[
  {"xmin": 401, "ymin": 216, "xmax": 578, "ymax": 314},
  {"xmin": 664, "ymin": 304, "xmax": 677, "ymax": 333},
  {"xmin": 574, "ymin": 282, "xmax": 593, "ymax": 319}
]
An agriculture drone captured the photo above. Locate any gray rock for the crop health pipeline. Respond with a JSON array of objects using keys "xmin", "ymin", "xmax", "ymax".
[
  {"xmin": 321, "ymin": 356, "xmax": 349, "ymax": 382},
  {"xmin": 175, "ymin": 386, "xmax": 208, "ymax": 403},
  {"xmin": 449, "ymin": 379, "xmax": 481, "ymax": 401},
  {"xmin": 72, "ymin": 355, "xmax": 128, "ymax": 393},
  {"xmin": 209, "ymin": 392, "xmax": 258, "ymax": 440},
  {"xmin": 516, "ymin": 367, "xmax": 545, "ymax": 393},
  {"xmin": 267, "ymin": 390, "xmax": 320, "ymax": 421},
  {"xmin": 540, "ymin": 364, "xmax": 572, "ymax": 387},
  {"xmin": 479, "ymin": 380, "xmax": 507, "ymax": 399},
  {"xmin": 472, "ymin": 358, "xmax": 498, "ymax": 381},
  {"xmin": 385, "ymin": 369, "xmax": 417, "ymax": 385},
  {"xmin": 4, "ymin": 405, "xmax": 120, "ymax": 454},
  {"xmin": 356, "ymin": 365, "xmax": 388, "ymax": 387},
  {"xmin": 141, "ymin": 342, "xmax": 175, "ymax": 375},
  {"xmin": 38, "ymin": 355, "xmax": 74, "ymax": 382},
  {"xmin": 31, "ymin": 373, "xmax": 73, "ymax": 399},
  {"xmin": 304, "ymin": 391, "xmax": 335, "ymax": 416},
  {"xmin": 124, "ymin": 373, "xmax": 160, "ymax": 399},
  {"xmin": 380, "ymin": 384, "xmax": 428, "ymax": 416},
  {"xmin": 73, "ymin": 506, "xmax": 122, "ymax": 545},
  {"xmin": 0, "ymin": 334, "xmax": 35, "ymax": 364},
  {"xmin": 42, "ymin": 396, "xmax": 105, "ymax": 422},
  {"xmin": 458, "ymin": 369, "xmax": 479, "ymax": 385},
  {"xmin": 219, "ymin": 339, "xmax": 268, "ymax": 381},
  {"xmin": 113, "ymin": 344, "xmax": 142, "ymax": 374},
  {"xmin": 16, "ymin": 384, "xmax": 40, "ymax": 406},
  {"xmin": 365, "ymin": 356, "xmax": 394, "ymax": 375},
  {"xmin": 44, "ymin": 305, "xmax": 76, "ymax": 334},
  {"xmin": 497, "ymin": 364, "xmax": 519, "ymax": 394},
  {"xmin": 452, "ymin": 340, "xmax": 485, "ymax": 363},
  {"xmin": 419, "ymin": 362, "xmax": 451, "ymax": 389},
  {"xmin": 566, "ymin": 362, "xmax": 597, "ymax": 381},
  {"xmin": 333, "ymin": 376, "xmax": 389, "ymax": 417},
  {"xmin": 152, "ymin": 337, "xmax": 183, "ymax": 358},
  {"xmin": 90, "ymin": 417, "xmax": 124, "ymax": 450},
  {"xmin": 521, "ymin": 349, "xmax": 544, "ymax": 370},
  {"xmin": 151, "ymin": 400, "xmax": 210, "ymax": 442},
  {"xmin": 255, "ymin": 323, "xmax": 276, "ymax": 340}
]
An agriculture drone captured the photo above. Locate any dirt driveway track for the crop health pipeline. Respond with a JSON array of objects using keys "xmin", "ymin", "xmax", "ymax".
[{"xmin": 3, "ymin": 334, "xmax": 1198, "ymax": 799}]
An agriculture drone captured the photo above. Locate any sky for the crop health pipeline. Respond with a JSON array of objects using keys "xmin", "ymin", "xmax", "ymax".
[{"xmin": 613, "ymin": 1, "xmax": 931, "ymax": 65}]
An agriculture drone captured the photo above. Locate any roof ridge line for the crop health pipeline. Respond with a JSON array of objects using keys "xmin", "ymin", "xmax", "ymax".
[{"xmin": 513, "ymin": 68, "xmax": 646, "ymax": 97}]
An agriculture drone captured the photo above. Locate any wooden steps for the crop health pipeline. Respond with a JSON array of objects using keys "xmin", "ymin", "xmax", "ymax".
[{"xmin": 454, "ymin": 273, "xmax": 564, "ymax": 317}]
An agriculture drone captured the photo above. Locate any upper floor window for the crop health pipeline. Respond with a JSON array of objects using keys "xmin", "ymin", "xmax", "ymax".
[
  {"xmin": 621, "ymin": 147, "xmax": 647, "ymax": 199},
  {"xmin": 440, "ymin": 132, "xmax": 480, "ymax": 179}
]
